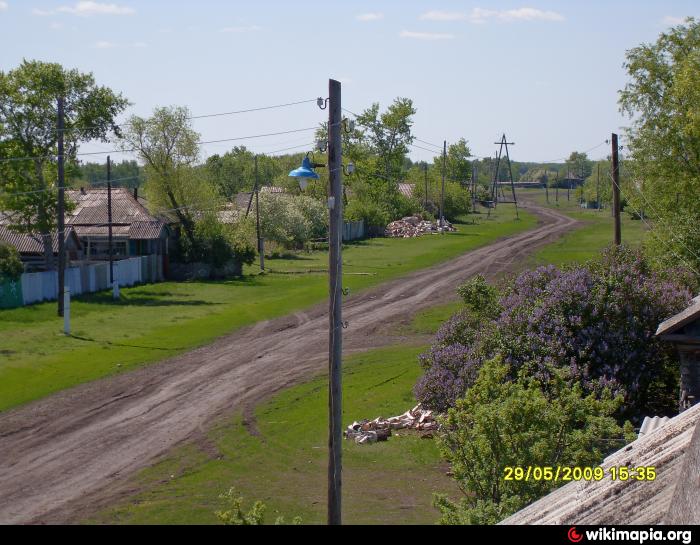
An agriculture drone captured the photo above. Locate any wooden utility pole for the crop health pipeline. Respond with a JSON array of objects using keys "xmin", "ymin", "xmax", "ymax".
[
  {"xmin": 545, "ymin": 169, "xmax": 549, "ymax": 203},
  {"xmin": 440, "ymin": 140, "xmax": 446, "ymax": 229},
  {"xmin": 327, "ymin": 78, "xmax": 343, "ymax": 526},
  {"xmin": 596, "ymin": 162, "xmax": 601, "ymax": 212},
  {"xmin": 107, "ymin": 156, "xmax": 114, "ymax": 286},
  {"xmin": 611, "ymin": 133, "xmax": 622, "ymax": 246},
  {"xmin": 555, "ymin": 171, "xmax": 559, "ymax": 203},
  {"xmin": 423, "ymin": 162, "xmax": 428, "ymax": 210},
  {"xmin": 472, "ymin": 163, "xmax": 477, "ymax": 213},
  {"xmin": 254, "ymin": 155, "xmax": 264, "ymax": 272},
  {"xmin": 57, "ymin": 97, "xmax": 66, "ymax": 317},
  {"xmin": 567, "ymin": 166, "xmax": 571, "ymax": 201}
]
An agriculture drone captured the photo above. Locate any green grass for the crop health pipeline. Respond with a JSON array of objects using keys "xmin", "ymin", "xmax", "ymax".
[
  {"xmin": 85, "ymin": 344, "xmax": 459, "ymax": 525},
  {"xmin": 521, "ymin": 188, "xmax": 647, "ymax": 266},
  {"xmin": 0, "ymin": 210, "xmax": 535, "ymax": 412}
]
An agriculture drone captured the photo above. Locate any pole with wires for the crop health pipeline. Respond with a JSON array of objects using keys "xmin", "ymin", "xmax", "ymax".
[
  {"xmin": 423, "ymin": 162, "xmax": 428, "ymax": 211},
  {"xmin": 440, "ymin": 140, "xmax": 446, "ymax": 229},
  {"xmin": 107, "ymin": 156, "xmax": 114, "ymax": 289},
  {"xmin": 327, "ymin": 78, "xmax": 343, "ymax": 526},
  {"xmin": 254, "ymin": 155, "xmax": 264, "ymax": 272},
  {"xmin": 57, "ymin": 96, "xmax": 66, "ymax": 317},
  {"xmin": 611, "ymin": 133, "xmax": 622, "ymax": 245}
]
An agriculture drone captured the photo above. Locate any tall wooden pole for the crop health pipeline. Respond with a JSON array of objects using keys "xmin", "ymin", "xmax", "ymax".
[
  {"xmin": 611, "ymin": 133, "xmax": 622, "ymax": 245},
  {"xmin": 440, "ymin": 140, "xmax": 446, "ymax": 228},
  {"xmin": 327, "ymin": 78, "xmax": 343, "ymax": 526},
  {"xmin": 596, "ymin": 162, "xmax": 600, "ymax": 212},
  {"xmin": 423, "ymin": 162, "xmax": 428, "ymax": 210},
  {"xmin": 107, "ymin": 156, "xmax": 114, "ymax": 285},
  {"xmin": 439, "ymin": 141, "xmax": 447, "ymax": 226},
  {"xmin": 57, "ymin": 97, "xmax": 66, "ymax": 317},
  {"xmin": 556, "ymin": 171, "xmax": 559, "ymax": 203},
  {"xmin": 545, "ymin": 170, "xmax": 549, "ymax": 203},
  {"xmin": 567, "ymin": 166, "xmax": 571, "ymax": 201},
  {"xmin": 254, "ymin": 155, "xmax": 264, "ymax": 271},
  {"xmin": 472, "ymin": 164, "xmax": 477, "ymax": 213}
]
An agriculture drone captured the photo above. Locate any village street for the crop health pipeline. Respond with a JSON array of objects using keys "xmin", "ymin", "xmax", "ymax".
[{"xmin": 0, "ymin": 202, "xmax": 576, "ymax": 524}]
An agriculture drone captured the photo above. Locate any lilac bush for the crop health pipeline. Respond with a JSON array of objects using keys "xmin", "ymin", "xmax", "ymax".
[{"xmin": 415, "ymin": 246, "xmax": 696, "ymax": 420}]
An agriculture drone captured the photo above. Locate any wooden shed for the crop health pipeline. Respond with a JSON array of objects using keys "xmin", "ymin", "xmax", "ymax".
[{"xmin": 656, "ymin": 295, "xmax": 700, "ymax": 413}]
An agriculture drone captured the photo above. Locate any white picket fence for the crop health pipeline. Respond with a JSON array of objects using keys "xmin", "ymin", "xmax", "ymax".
[{"xmin": 20, "ymin": 255, "xmax": 163, "ymax": 306}]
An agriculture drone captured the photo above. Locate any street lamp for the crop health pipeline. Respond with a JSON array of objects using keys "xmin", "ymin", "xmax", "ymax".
[{"xmin": 288, "ymin": 152, "xmax": 322, "ymax": 191}]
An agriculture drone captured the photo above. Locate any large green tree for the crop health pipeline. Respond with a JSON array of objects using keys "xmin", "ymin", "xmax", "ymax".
[
  {"xmin": 0, "ymin": 60, "xmax": 128, "ymax": 269},
  {"xmin": 120, "ymin": 106, "xmax": 218, "ymax": 249},
  {"xmin": 620, "ymin": 17, "xmax": 700, "ymax": 270}
]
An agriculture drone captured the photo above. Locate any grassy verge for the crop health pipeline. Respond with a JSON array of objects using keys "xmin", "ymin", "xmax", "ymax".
[
  {"xmin": 0, "ymin": 209, "xmax": 535, "ymax": 412},
  {"xmin": 521, "ymin": 188, "xmax": 647, "ymax": 266},
  {"xmin": 85, "ymin": 344, "xmax": 459, "ymax": 525}
]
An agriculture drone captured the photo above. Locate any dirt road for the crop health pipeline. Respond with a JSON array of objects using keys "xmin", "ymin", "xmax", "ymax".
[{"xmin": 0, "ymin": 203, "xmax": 577, "ymax": 524}]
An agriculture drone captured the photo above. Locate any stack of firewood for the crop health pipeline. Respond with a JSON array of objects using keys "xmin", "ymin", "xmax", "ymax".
[
  {"xmin": 344, "ymin": 404, "xmax": 439, "ymax": 444},
  {"xmin": 385, "ymin": 216, "xmax": 455, "ymax": 238}
]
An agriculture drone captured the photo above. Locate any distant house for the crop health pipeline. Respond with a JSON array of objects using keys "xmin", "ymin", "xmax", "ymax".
[
  {"xmin": 66, "ymin": 188, "xmax": 169, "ymax": 265},
  {"xmin": 0, "ymin": 215, "xmax": 83, "ymax": 271}
]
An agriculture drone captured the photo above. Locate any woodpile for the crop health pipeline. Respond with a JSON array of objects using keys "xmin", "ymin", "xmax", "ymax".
[
  {"xmin": 344, "ymin": 404, "xmax": 438, "ymax": 445},
  {"xmin": 385, "ymin": 215, "xmax": 456, "ymax": 238}
]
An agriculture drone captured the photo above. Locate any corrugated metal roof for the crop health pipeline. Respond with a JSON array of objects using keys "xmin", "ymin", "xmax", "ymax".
[
  {"xmin": 638, "ymin": 416, "xmax": 671, "ymax": 438},
  {"xmin": 500, "ymin": 402, "xmax": 700, "ymax": 525},
  {"xmin": 0, "ymin": 224, "xmax": 80, "ymax": 254},
  {"xmin": 63, "ymin": 188, "xmax": 167, "ymax": 240},
  {"xmin": 398, "ymin": 183, "xmax": 414, "ymax": 198},
  {"xmin": 129, "ymin": 221, "xmax": 167, "ymax": 240}
]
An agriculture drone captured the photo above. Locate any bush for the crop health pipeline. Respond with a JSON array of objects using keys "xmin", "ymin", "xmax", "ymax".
[
  {"xmin": 434, "ymin": 357, "xmax": 633, "ymax": 525},
  {"xmin": 177, "ymin": 215, "xmax": 256, "ymax": 269},
  {"xmin": 216, "ymin": 488, "xmax": 302, "ymax": 526},
  {"xmin": 0, "ymin": 242, "xmax": 23, "ymax": 279},
  {"xmin": 258, "ymin": 193, "xmax": 328, "ymax": 249},
  {"xmin": 415, "ymin": 246, "xmax": 694, "ymax": 421}
]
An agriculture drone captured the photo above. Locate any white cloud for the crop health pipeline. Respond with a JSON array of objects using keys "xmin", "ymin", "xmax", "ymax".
[
  {"xmin": 400, "ymin": 30, "xmax": 455, "ymax": 41},
  {"xmin": 469, "ymin": 7, "xmax": 564, "ymax": 23},
  {"xmin": 94, "ymin": 40, "xmax": 145, "ymax": 49},
  {"xmin": 50, "ymin": 21, "xmax": 64, "ymax": 29},
  {"xmin": 420, "ymin": 11, "xmax": 467, "ymax": 21},
  {"xmin": 35, "ymin": 2, "xmax": 135, "ymax": 17},
  {"xmin": 220, "ymin": 25, "xmax": 261, "ymax": 33},
  {"xmin": 356, "ymin": 12, "xmax": 383, "ymax": 22},
  {"xmin": 662, "ymin": 15, "xmax": 686, "ymax": 26},
  {"xmin": 0, "ymin": 2, "xmax": 8, "ymax": 12},
  {"xmin": 420, "ymin": 7, "xmax": 564, "ymax": 24}
]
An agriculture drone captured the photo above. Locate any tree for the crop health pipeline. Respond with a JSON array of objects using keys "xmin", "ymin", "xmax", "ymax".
[
  {"xmin": 355, "ymin": 98, "xmax": 416, "ymax": 183},
  {"xmin": 415, "ymin": 246, "xmax": 695, "ymax": 420},
  {"xmin": 619, "ymin": 17, "xmax": 700, "ymax": 270},
  {"xmin": 436, "ymin": 138, "xmax": 472, "ymax": 184},
  {"xmin": 0, "ymin": 241, "xmax": 23, "ymax": 279},
  {"xmin": 434, "ymin": 357, "xmax": 633, "ymax": 525},
  {"xmin": 121, "ymin": 106, "xmax": 218, "ymax": 251},
  {"xmin": 0, "ymin": 60, "xmax": 128, "ymax": 269},
  {"xmin": 566, "ymin": 151, "xmax": 592, "ymax": 179}
]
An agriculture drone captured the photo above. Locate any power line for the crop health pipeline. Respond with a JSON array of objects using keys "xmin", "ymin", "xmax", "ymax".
[
  {"xmin": 0, "ymin": 126, "xmax": 319, "ymax": 163},
  {"xmin": 2, "ymin": 98, "xmax": 319, "ymax": 134}
]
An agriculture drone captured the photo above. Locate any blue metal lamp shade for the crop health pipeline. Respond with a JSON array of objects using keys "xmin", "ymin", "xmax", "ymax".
[{"xmin": 288, "ymin": 156, "xmax": 320, "ymax": 180}]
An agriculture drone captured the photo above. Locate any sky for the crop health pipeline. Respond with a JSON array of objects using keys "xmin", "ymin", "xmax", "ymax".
[{"xmin": 1, "ymin": 0, "xmax": 698, "ymax": 165}]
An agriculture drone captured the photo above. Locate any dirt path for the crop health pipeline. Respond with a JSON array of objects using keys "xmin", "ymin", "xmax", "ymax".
[{"xmin": 0, "ymin": 202, "xmax": 577, "ymax": 524}]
